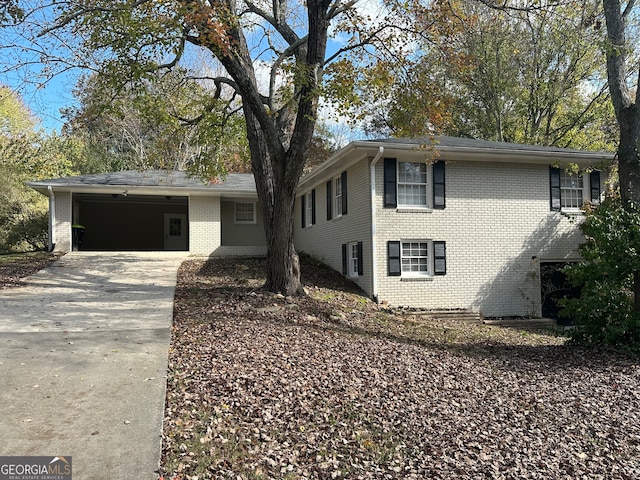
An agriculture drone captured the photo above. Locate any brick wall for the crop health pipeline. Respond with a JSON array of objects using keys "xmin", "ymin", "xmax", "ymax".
[
  {"xmin": 374, "ymin": 160, "xmax": 590, "ymax": 317},
  {"xmin": 294, "ymin": 159, "xmax": 374, "ymax": 294},
  {"xmin": 189, "ymin": 195, "xmax": 222, "ymax": 255},
  {"xmin": 53, "ymin": 191, "xmax": 72, "ymax": 252}
]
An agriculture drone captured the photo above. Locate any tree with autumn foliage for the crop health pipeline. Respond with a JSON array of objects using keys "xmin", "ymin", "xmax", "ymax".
[
  {"xmin": 0, "ymin": 0, "xmax": 412, "ymax": 294},
  {"xmin": 363, "ymin": 0, "xmax": 618, "ymax": 150}
]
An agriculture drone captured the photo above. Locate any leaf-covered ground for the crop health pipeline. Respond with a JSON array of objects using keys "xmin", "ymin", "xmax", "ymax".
[
  {"xmin": 0, "ymin": 252, "xmax": 61, "ymax": 289},
  {"xmin": 161, "ymin": 257, "xmax": 640, "ymax": 480}
]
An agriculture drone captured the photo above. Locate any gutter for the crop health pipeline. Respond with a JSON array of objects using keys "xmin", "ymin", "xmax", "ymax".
[
  {"xmin": 370, "ymin": 146, "xmax": 384, "ymax": 303},
  {"xmin": 47, "ymin": 186, "xmax": 56, "ymax": 252}
]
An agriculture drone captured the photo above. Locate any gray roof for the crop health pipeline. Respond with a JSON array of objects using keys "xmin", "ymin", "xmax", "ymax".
[
  {"xmin": 29, "ymin": 170, "xmax": 257, "ymax": 194},
  {"xmin": 373, "ymin": 136, "xmax": 603, "ymax": 154}
]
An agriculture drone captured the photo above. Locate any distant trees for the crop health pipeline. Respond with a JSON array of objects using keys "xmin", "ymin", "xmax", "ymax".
[
  {"xmin": 63, "ymin": 70, "xmax": 251, "ymax": 176},
  {"xmin": 363, "ymin": 0, "xmax": 618, "ymax": 151},
  {"xmin": 0, "ymin": 86, "xmax": 78, "ymax": 252}
]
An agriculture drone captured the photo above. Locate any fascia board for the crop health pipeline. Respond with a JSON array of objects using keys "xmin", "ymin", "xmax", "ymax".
[{"xmin": 27, "ymin": 183, "xmax": 257, "ymax": 198}]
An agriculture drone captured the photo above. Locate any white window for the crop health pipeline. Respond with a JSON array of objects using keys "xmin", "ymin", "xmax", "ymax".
[
  {"xmin": 235, "ymin": 202, "xmax": 256, "ymax": 224},
  {"xmin": 348, "ymin": 242, "xmax": 359, "ymax": 277},
  {"xmin": 401, "ymin": 241, "xmax": 431, "ymax": 276},
  {"xmin": 333, "ymin": 175, "xmax": 342, "ymax": 218},
  {"xmin": 398, "ymin": 162, "xmax": 428, "ymax": 207},
  {"xmin": 305, "ymin": 191, "xmax": 314, "ymax": 227},
  {"xmin": 560, "ymin": 171, "xmax": 584, "ymax": 210}
]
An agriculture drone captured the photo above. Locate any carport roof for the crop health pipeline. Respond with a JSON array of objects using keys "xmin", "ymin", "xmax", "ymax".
[{"xmin": 29, "ymin": 170, "xmax": 257, "ymax": 196}]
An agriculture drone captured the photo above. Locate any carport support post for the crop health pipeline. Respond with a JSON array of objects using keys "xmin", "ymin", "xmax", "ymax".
[{"xmin": 48, "ymin": 186, "xmax": 56, "ymax": 252}]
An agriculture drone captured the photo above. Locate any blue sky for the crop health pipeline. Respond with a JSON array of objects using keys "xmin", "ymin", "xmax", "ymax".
[{"xmin": 1, "ymin": 0, "xmax": 386, "ymax": 135}]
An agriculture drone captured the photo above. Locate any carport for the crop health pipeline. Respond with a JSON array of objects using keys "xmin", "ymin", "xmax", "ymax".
[
  {"xmin": 73, "ymin": 193, "xmax": 189, "ymax": 251},
  {"xmin": 28, "ymin": 169, "xmax": 268, "ymax": 256}
]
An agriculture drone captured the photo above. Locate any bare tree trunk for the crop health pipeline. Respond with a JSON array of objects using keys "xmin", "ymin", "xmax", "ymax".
[
  {"xmin": 602, "ymin": 0, "xmax": 640, "ymax": 312},
  {"xmin": 245, "ymin": 109, "xmax": 305, "ymax": 296}
]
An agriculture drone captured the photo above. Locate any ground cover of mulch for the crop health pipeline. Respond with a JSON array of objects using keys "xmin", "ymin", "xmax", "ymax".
[
  {"xmin": 0, "ymin": 251, "xmax": 61, "ymax": 288},
  {"xmin": 160, "ymin": 257, "xmax": 640, "ymax": 480}
]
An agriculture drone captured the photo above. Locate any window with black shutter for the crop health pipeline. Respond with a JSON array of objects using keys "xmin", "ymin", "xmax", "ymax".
[
  {"xmin": 433, "ymin": 161, "xmax": 446, "ymax": 209},
  {"xmin": 549, "ymin": 166, "xmax": 561, "ymax": 211},
  {"xmin": 326, "ymin": 179, "xmax": 332, "ymax": 220},
  {"xmin": 590, "ymin": 171, "xmax": 601, "ymax": 203},
  {"xmin": 387, "ymin": 241, "xmax": 401, "ymax": 276},
  {"xmin": 434, "ymin": 241, "xmax": 446, "ymax": 275},
  {"xmin": 383, "ymin": 158, "xmax": 397, "ymax": 208}
]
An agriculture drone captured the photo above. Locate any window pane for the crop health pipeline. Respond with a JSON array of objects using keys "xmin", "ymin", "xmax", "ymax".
[
  {"xmin": 560, "ymin": 172, "xmax": 584, "ymax": 209},
  {"xmin": 398, "ymin": 162, "xmax": 427, "ymax": 207},
  {"xmin": 236, "ymin": 203, "xmax": 255, "ymax": 222},
  {"xmin": 401, "ymin": 241, "xmax": 429, "ymax": 275}
]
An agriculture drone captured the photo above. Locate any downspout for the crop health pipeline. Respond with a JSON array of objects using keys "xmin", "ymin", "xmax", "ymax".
[
  {"xmin": 370, "ymin": 146, "xmax": 384, "ymax": 303},
  {"xmin": 47, "ymin": 186, "xmax": 56, "ymax": 252}
]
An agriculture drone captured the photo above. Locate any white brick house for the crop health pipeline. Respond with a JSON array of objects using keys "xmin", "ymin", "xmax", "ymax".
[
  {"xmin": 30, "ymin": 137, "xmax": 613, "ymax": 318},
  {"xmin": 294, "ymin": 137, "xmax": 613, "ymax": 318}
]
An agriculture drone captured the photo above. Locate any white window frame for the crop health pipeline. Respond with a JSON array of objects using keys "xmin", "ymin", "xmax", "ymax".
[
  {"xmin": 560, "ymin": 171, "xmax": 586, "ymax": 211},
  {"xmin": 401, "ymin": 240, "xmax": 433, "ymax": 277},
  {"xmin": 305, "ymin": 191, "xmax": 314, "ymax": 227},
  {"xmin": 347, "ymin": 241, "xmax": 359, "ymax": 278},
  {"xmin": 234, "ymin": 202, "xmax": 256, "ymax": 224},
  {"xmin": 397, "ymin": 161, "xmax": 431, "ymax": 208},
  {"xmin": 333, "ymin": 175, "xmax": 343, "ymax": 218}
]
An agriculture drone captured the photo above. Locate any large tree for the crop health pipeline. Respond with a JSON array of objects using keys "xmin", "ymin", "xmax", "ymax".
[{"xmin": 1, "ymin": 0, "xmax": 404, "ymax": 294}]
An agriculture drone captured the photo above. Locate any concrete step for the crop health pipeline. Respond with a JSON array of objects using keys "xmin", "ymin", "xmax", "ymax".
[
  {"xmin": 483, "ymin": 317, "xmax": 557, "ymax": 330},
  {"xmin": 401, "ymin": 309, "xmax": 482, "ymax": 323}
]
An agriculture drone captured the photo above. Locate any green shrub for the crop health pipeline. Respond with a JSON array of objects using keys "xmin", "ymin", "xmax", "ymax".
[{"xmin": 561, "ymin": 194, "xmax": 640, "ymax": 349}]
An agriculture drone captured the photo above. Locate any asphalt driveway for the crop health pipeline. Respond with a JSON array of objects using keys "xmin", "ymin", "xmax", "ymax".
[{"xmin": 0, "ymin": 252, "xmax": 187, "ymax": 480}]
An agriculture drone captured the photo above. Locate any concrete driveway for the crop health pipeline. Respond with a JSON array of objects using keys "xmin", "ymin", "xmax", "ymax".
[{"xmin": 0, "ymin": 252, "xmax": 187, "ymax": 480}]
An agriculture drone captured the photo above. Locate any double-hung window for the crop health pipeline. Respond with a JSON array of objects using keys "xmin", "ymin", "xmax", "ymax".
[
  {"xmin": 549, "ymin": 166, "xmax": 601, "ymax": 212},
  {"xmin": 333, "ymin": 175, "xmax": 343, "ymax": 218},
  {"xmin": 401, "ymin": 241, "xmax": 430, "ymax": 275},
  {"xmin": 388, "ymin": 240, "xmax": 446, "ymax": 277},
  {"xmin": 560, "ymin": 171, "xmax": 584, "ymax": 209},
  {"xmin": 301, "ymin": 189, "xmax": 316, "ymax": 228},
  {"xmin": 305, "ymin": 191, "xmax": 314, "ymax": 227},
  {"xmin": 384, "ymin": 158, "xmax": 445, "ymax": 209},
  {"xmin": 327, "ymin": 171, "xmax": 348, "ymax": 219},
  {"xmin": 342, "ymin": 241, "xmax": 363, "ymax": 277},
  {"xmin": 235, "ymin": 202, "xmax": 256, "ymax": 224},
  {"xmin": 397, "ymin": 162, "xmax": 428, "ymax": 207}
]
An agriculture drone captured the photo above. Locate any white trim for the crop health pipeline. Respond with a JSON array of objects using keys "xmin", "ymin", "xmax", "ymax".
[
  {"xmin": 305, "ymin": 191, "xmax": 314, "ymax": 227},
  {"xmin": 333, "ymin": 175, "xmax": 343, "ymax": 219},
  {"xmin": 396, "ymin": 161, "xmax": 432, "ymax": 209},
  {"xmin": 370, "ymin": 146, "xmax": 385, "ymax": 302},
  {"xmin": 347, "ymin": 241, "xmax": 359, "ymax": 278},
  {"xmin": 400, "ymin": 240, "xmax": 434, "ymax": 277}
]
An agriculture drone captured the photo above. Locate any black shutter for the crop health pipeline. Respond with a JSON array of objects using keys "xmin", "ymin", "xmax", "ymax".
[
  {"xmin": 342, "ymin": 244, "xmax": 347, "ymax": 275},
  {"xmin": 301, "ymin": 194, "xmax": 306, "ymax": 228},
  {"xmin": 326, "ymin": 180, "xmax": 332, "ymax": 220},
  {"xmin": 388, "ymin": 241, "xmax": 401, "ymax": 276},
  {"xmin": 383, "ymin": 158, "xmax": 397, "ymax": 208},
  {"xmin": 311, "ymin": 188, "xmax": 316, "ymax": 225},
  {"xmin": 549, "ymin": 166, "xmax": 561, "ymax": 211},
  {"xmin": 434, "ymin": 241, "xmax": 446, "ymax": 275},
  {"xmin": 433, "ymin": 161, "xmax": 446, "ymax": 209},
  {"xmin": 341, "ymin": 171, "xmax": 348, "ymax": 215},
  {"xmin": 357, "ymin": 241, "xmax": 364, "ymax": 276},
  {"xmin": 590, "ymin": 171, "xmax": 601, "ymax": 203}
]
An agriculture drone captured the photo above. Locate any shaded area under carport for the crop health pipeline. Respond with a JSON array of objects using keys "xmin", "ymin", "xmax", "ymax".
[{"xmin": 73, "ymin": 194, "xmax": 188, "ymax": 251}]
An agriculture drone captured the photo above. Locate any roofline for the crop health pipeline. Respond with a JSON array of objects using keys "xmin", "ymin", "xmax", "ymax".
[
  {"xmin": 297, "ymin": 140, "xmax": 614, "ymax": 190},
  {"xmin": 27, "ymin": 182, "xmax": 258, "ymax": 197}
]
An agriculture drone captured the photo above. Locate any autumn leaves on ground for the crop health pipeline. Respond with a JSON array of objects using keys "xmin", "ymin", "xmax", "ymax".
[
  {"xmin": 161, "ymin": 257, "xmax": 640, "ymax": 480},
  {"xmin": 1, "ymin": 254, "xmax": 638, "ymax": 478}
]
